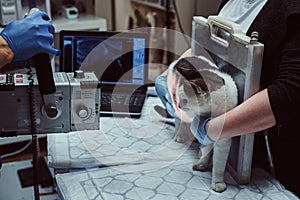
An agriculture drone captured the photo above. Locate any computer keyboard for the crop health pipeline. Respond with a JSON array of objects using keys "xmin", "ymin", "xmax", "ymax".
[{"xmin": 101, "ymin": 93, "xmax": 145, "ymax": 106}]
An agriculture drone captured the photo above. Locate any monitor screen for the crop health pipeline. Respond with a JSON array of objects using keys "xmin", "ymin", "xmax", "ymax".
[{"xmin": 60, "ymin": 31, "xmax": 149, "ymax": 86}]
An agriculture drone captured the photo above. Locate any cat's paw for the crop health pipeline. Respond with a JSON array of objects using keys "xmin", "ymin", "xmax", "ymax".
[
  {"xmin": 211, "ymin": 182, "xmax": 227, "ymax": 193},
  {"xmin": 174, "ymin": 121, "xmax": 194, "ymax": 144},
  {"xmin": 175, "ymin": 133, "xmax": 191, "ymax": 143},
  {"xmin": 192, "ymin": 161, "xmax": 209, "ymax": 171},
  {"xmin": 174, "ymin": 127, "xmax": 195, "ymax": 144}
]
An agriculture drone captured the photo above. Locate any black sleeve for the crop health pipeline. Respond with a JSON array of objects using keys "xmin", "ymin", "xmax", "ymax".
[
  {"xmin": 268, "ymin": 14, "xmax": 300, "ymax": 125},
  {"xmin": 218, "ymin": 0, "xmax": 229, "ymax": 12}
]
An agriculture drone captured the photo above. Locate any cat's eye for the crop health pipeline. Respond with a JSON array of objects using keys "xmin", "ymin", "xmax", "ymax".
[{"xmin": 180, "ymin": 98, "xmax": 188, "ymax": 107}]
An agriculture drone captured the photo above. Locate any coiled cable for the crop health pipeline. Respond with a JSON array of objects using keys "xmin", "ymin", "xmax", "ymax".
[{"xmin": 27, "ymin": 67, "xmax": 41, "ymax": 200}]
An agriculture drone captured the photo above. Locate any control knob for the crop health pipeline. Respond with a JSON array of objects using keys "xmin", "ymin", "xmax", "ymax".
[
  {"xmin": 74, "ymin": 70, "xmax": 85, "ymax": 79},
  {"xmin": 77, "ymin": 105, "xmax": 89, "ymax": 119}
]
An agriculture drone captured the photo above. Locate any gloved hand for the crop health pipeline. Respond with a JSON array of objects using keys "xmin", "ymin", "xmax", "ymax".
[
  {"xmin": 190, "ymin": 115, "xmax": 215, "ymax": 146},
  {"xmin": 155, "ymin": 75, "xmax": 177, "ymax": 118},
  {"xmin": 0, "ymin": 11, "xmax": 60, "ymax": 62}
]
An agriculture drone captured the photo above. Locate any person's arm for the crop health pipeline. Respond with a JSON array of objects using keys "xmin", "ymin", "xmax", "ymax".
[
  {"xmin": 192, "ymin": 14, "xmax": 300, "ymax": 143},
  {"xmin": 208, "ymin": 13, "xmax": 300, "ymax": 141},
  {"xmin": 0, "ymin": 36, "xmax": 14, "ymax": 68},
  {"xmin": 0, "ymin": 10, "xmax": 60, "ymax": 67},
  {"xmin": 206, "ymin": 89, "xmax": 276, "ymax": 141}
]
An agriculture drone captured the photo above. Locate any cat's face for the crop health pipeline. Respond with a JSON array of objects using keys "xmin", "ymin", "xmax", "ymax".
[
  {"xmin": 177, "ymin": 81, "xmax": 211, "ymax": 117},
  {"xmin": 167, "ymin": 56, "xmax": 225, "ymax": 121}
]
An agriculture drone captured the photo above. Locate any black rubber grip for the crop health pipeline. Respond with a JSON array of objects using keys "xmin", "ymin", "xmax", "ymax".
[{"xmin": 33, "ymin": 53, "xmax": 56, "ymax": 95}]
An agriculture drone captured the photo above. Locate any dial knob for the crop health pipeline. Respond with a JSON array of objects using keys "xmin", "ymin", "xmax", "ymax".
[
  {"xmin": 45, "ymin": 106, "xmax": 58, "ymax": 118},
  {"xmin": 77, "ymin": 105, "xmax": 89, "ymax": 118},
  {"xmin": 74, "ymin": 70, "xmax": 85, "ymax": 79}
]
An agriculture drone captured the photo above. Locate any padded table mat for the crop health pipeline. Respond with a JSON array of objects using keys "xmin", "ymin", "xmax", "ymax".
[{"xmin": 48, "ymin": 97, "xmax": 198, "ymax": 170}]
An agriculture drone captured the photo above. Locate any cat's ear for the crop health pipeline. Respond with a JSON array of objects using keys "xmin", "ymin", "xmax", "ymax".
[
  {"xmin": 199, "ymin": 70, "xmax": 225, "ymax": 92},
  {"xmin": 185, "ymin": 70, "xmax": 224, "ymax": 94},
  {"xmin": 174, "ymin": 56, "xmax": 217, "ymax": 79}
]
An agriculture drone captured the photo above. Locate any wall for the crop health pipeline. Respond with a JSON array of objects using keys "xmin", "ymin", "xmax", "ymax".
[
  {"xmin": 95, "ymin": 0, "xmax": 131, "ymax": 31},
  {"xmin": 94, "ymin": 0, "xmax": 222, "ymax": 79},
  {"xmin": 175, "ymin": 0, "xmax": 221, "ymax": 36},
  {"xmin": 95, "ymin": 0, "xmax": 113, "ymax": 30},
  {"xmin": 95, "ymin": 0, "xmax": 221, "ymax": 32},
  {"xmin": 172, "ymin": 0, "xmax": 222, "ymax": 56}
]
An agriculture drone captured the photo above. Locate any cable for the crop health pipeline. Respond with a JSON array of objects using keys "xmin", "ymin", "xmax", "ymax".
[
  {"xmin": 111, "ymin": 0, "xmax": 116, "ymax": 30},
  {"xmin": 27, "ymin": 66, "xmax": 41, "ymax": 200},
  {"xmin": 1, "ymin": 140, "xmax": 33, "ymax": 159},
  {"xmin": 263, "ymin": 130, "xmax": 276, "ymax": 177},
  {"xmin": 28, "ymin": 0, "xmax": 36, "ymax": 9},
  {"xmin": 165, "ymin": 0, "xmax": 172, "ymax": 65}
]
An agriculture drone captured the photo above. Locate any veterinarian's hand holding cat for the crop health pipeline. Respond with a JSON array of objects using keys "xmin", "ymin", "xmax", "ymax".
[
  {"xmin": 155, "ymin": 54, "xmax": 228, "ymax": 146},
  {"xmin": 165, "ymin": 59, "xmax": 216, "ymax": 145},
  {"xmin": 190, "ymin": 116, "xmax": 215, "ymax": 145}
]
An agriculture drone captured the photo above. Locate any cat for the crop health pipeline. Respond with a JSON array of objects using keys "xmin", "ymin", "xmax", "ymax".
[{"xmin": 169, "ymin": 55, "xmax": 238, "ymax": 192}]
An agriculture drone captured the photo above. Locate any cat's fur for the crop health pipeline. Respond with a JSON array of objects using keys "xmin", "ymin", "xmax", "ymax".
[{"xmin": 170, "ymin": 56, "xmax": 238, "ymax": 192}]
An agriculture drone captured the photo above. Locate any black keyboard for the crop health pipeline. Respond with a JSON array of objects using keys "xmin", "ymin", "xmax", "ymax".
[{"xmin": 102, "ymin": 93, "xmax": 145, "ymax": 106}]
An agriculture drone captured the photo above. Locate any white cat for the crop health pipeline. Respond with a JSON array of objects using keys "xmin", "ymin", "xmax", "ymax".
[{"xmin": 170, "ymin": 56, "xmax": 238, "ymax": 192}]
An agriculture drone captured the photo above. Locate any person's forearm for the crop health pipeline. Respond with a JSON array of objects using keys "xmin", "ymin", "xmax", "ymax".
[
  {"xmin": 0, "ymin": 36, "xmax": 14, "ymax": 68},
  {"xmin": 206, "ymin": 89, "xmax": 276, "ymax": 140}
]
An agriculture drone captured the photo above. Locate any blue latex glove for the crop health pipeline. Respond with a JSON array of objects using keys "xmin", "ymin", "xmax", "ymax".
[
  {"xmin": 155, "ymin": 75, "xmax": 177, "ymax": 118},
  {"xmin": 0, "ymin": 11, "xmax": 60, "ymax": 62},
  {"xmin": 190, "ymin": 116, "xmax": 215, "ymax": 146}
]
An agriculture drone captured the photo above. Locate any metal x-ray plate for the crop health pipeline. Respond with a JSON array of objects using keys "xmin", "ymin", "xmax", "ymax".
[{"xmin": 192, "ymin": 16, "xmax": 264, "ymax": 184}]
